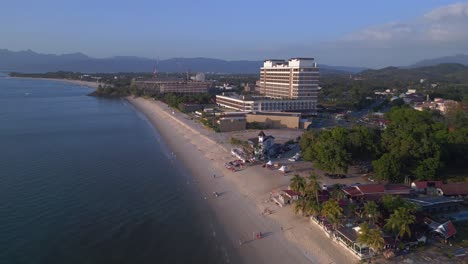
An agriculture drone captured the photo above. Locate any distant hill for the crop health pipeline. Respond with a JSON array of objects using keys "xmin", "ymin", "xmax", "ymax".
[
  {"xmin": 0, "ymin": 49, "xmax": 364, "ymax": 74},
  {"xmin": 359, "ymin": 63, "xmax": 468, "ymax": 83},
  {"xmin": 411, "ymin": 54, "xmax": 468, "ymax": 67}
]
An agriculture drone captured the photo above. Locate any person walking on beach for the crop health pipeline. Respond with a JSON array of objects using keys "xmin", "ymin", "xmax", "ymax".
[{"xmin": 213, "ymin": 174, "xmax": 216, "ymax": 179}]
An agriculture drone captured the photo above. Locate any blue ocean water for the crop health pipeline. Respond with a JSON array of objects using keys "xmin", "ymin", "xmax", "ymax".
[{"xmin": 0, "ymin": 74, "xmax": 237, "ymax": 264}]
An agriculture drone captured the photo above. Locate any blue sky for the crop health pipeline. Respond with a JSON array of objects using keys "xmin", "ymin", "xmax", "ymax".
[{"xmin": 1, "ymin": 0, "xmax": 468, "ymax": 67}]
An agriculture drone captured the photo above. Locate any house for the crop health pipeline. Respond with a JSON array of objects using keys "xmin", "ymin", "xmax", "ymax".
[
  {"xmin": 334, "ymin": 226, "xmax": 371, "ymax": 259},
  {"xmin": 411, "ymin": 181, "xmax": 443, "ymax": 195},
  {"xmin": 278, "ymin": 189, "xmax": 300, "ymax": 205},
  {"xmin": 437, "ymin": 182, "xmax": 468, "ymax": 197},
  {"xmin": 425, "ymin": 218, "xmax": 457, "ymax": 241},
  {"xmin": 248, "ymin": 131, "xmax": 275, "ymax": 157}
]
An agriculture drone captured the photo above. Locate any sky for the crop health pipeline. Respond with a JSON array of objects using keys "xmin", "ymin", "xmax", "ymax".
[{"xmin": 1, "ymin": 0, "xmax": 468, "ymax": 68}]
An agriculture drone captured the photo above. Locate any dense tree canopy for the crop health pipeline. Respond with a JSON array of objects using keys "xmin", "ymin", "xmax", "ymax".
[{"xmin": 301, "ymin": 105, "xmax": 467, "ymax": 183}]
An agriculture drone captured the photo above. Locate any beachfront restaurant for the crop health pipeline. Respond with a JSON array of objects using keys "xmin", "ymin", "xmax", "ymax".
[{"xmin": 334, "ymin": 226, "xmax": 371, "ymax": 259}]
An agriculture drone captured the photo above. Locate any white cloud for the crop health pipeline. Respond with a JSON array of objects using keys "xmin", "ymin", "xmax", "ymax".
[
  {"xmin": 424, "ymin": 2, "xmax": 468, "ymax": 21},
  {"xmin": 318, "ymin": 2, "xmax": 468, "ymax": 67}
]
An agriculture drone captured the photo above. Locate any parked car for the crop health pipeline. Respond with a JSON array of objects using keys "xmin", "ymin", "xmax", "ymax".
[{"xmin": 325, "ymin": 173, "xmax": 347, "ymax": 179}]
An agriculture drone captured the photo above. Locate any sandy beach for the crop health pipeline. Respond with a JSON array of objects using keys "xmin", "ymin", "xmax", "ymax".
[
  {"xmin": 128, "ymin": 96, "xmax": 358, "ymax": 264},
  {"xmin": 8, "ymin": 77, "xmax": 101, "ymax": 89}
]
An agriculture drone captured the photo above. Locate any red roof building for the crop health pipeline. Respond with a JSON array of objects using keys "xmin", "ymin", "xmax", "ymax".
[
  {"xmin": 343, "ymin": 184, "xmax": 412, "ymax": 200},
  {"xmin": 437, "ymin": 182, "xmax": 468, "ymax": 197},
  {"xmin": 411, "ymin": 181, "xmax": 443, "ymax": 191}
]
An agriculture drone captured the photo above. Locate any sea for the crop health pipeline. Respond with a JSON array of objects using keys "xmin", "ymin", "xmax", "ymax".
[{"xmin": 0, "ymin": 74, "xmax": 239, "ymax": 264}]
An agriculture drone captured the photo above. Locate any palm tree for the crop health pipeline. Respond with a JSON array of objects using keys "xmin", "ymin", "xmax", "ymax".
[
  {"xmin": 364, "ymin": 201, "xmax": 380, "ymax": 225},
  {"xmin": 294, "ymin": 197, "xmax": 307, "ymax": 216},
  {"xmin": 290, "ymin": 174, "xmax": 306, "ymax": 195},
  {"xmin": 367, "ymin": 228, "xmax": 385, "ymax": 254},
  {"xmin": 357, "ymin": 222, "xmax": 371, "ymax": 245},
  {"xmin": 331, "ymin": 184, "xmax": 345, "ymax": 200},
  {"xmin": 357, "ymin": 223, "xmax": 385, "ymax": 256},
  {"xmin": 304, "ymin": 199, "xmax": 321, "ymax": 217},
  {"xmin": 321, "ymin": 199, "xmax": 343, "ymax": 229},
  {"xmin": 384, "ymin": 207, "xmax": 416, "ymax": 241},
  {"xmin": 346, "ymin": 202, "xmax": 358, "ymax": 218},
  {"xmin": 305, "ymin": 172, "xmax": 321, "ymax": 203}
]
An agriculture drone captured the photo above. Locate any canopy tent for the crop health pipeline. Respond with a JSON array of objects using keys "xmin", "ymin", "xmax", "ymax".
[
  {"xmin": 279, "ymin": 165, "xmax": 288, "ymax": 172},
  {"xmin": 266, "ymin": 160, "xmax": 273, "ymax": 166}
]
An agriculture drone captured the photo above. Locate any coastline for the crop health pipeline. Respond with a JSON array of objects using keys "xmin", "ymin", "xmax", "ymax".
[
  {"xmin": 7, "ymin": 76, "xmax": 101, "ymax": 89},
  {"xmin": 127, "ymin": 96, "xmax": 358, "ymax": 264}
]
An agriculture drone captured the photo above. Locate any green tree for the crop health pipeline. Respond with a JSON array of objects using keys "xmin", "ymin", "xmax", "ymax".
[
  {"xmin": 372, "ymin": 153, "xmax": 402, "ymax": 182},
  {"xmin": 312, "ymin": 127, "xmax": 351, "ymax": 173},
  {"xmin": 379, "ymin": 107, "xmax": 446, "ymax": 181},
  {"xmin": 381, "ymin": 195, "xmax": 418, "ymax": 214},
  {"xmin": 304, "ymin": 173, "xmax": 321, "ymax": 203},
  {"xmin": 367, "ymin": 228, "xmax": 385, "ymax": 254},
  {"xmin": 363, "ymin": 201, "xmax": 380, "ymax": 225},
  {"xmin": 347, "ymin": 125, "xmax": 380, "ymax": 160},
  {"xmin": 304, "ymin": 199, "xmax": 321, "ymax": 217},
  {"xmin": 357, "ymin": 222, "xmax": 371, "ymax": 245},
  {"xmin": 321, "ymin": 199, "xmax": 343, "ymax": 229},
  {"xmin": 357, "ymin": 223, "xmax": 384, "ymax": 255},
  {"xmin": 290, "ymin": 175, "xmax": 306, "ymax": 196},
  {"xmin": 384, "ymin": 207, "xmax": 416, "ymax": 241},
  {"xmin": 294, "ymin": 197, "xmax": 308, "ymax": 216},
  {"xmin": 330, "ymin": 185, "xmax": 345, "ymax": 200}
]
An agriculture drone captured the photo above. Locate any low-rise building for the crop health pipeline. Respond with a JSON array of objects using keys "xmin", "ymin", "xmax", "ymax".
[
  {"xmin": 411, "ymin": 181, "xmax": 443, "ymax": 194},
  {"xmin": 133, "ymin": 77, "xmax": 212, "ymax": 95},
  {"xmin": 246, "ymin": 112, "xmax": 301, "ymax": 129},
  {"xmin": 437, "ymin": 182, "xmax": 468, "ymax": 197},
  {"xmin": 217, "ymin": 116, "xmax": 246, "ymax": 132},
  {"xmin": 278, "ymin": 189, "xmax": 300, "ymax": 205},
  {"xmin": 216, "ymin": 93, "xmax": 316, "ymax": 113},
  {"xmin": 342, "ymin": 184, "xmax": 413, "ymax": 201},
  {"xmin": 406, "ymin": 196, "xmax": 463, "ymax": 214},
  {"xmin": 413, "ymin": 98, "xmax": 459, "ymax": 114}
]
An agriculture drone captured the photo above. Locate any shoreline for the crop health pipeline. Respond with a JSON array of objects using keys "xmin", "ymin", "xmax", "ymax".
[
  {"xmin": 127, "ymin": 96, "xmax": 358, "ymax": 264},
  {"xmin": 7, "ymin": 76, "xmax": 101, "ymax": 89}
]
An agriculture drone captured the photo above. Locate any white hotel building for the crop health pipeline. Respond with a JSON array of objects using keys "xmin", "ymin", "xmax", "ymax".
[{"xmin": 216, "ymin": 58, "xmax": 319, "ymax": 112}]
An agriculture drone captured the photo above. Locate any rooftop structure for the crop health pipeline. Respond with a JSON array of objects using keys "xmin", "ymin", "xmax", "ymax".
[
  {"xmin": 342, "ymin": 184, "xmax": 413, "ymax": 200},
  {"xmin": 437, "ymin": 182, "xmax": 468, "ymax": 197},
  {"xmin": 413, "ymin": 98, "xmax": 459, "ymax": 114},
  {"xmin": 406, "ymin": 196, "xmax": 462, "ymax": 214}
]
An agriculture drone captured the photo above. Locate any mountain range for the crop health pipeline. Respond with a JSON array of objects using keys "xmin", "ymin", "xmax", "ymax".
[
  {"xmin": 1, "ymin": 49, "xmax": 467, "ymax": 74},
  {"xmin": 359, "ymin": 63, "xmax": 468, "ymax": 83},
  {"xmin": 410, "ymin": 54, "xmax": 468, "ymax": 68},
  {"xmin": 0, "ymin": 49, "xmax": 364, "ymax": 74}
]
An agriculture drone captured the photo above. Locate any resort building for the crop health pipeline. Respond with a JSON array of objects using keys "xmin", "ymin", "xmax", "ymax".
[
  {"xmin": 215, "ymin": 58, "xmax": 319, "ymax": 113},
  {"xmin": 259, "ymin": 58, "xmax": 319, "ymax": 100},
  {"xmin": 216, "ymin": 93, "xmax": 317, "ymax": 112},
  {"xmin": 133, "ymin": 76, "xmax": 212, "ymax": 95}
]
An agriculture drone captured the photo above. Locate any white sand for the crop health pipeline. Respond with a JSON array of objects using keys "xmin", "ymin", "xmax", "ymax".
[
  {"xmin": 9, "ymin": 77, "xmax": 101, "ymax": 89},
  {"xmin": 128, "ymin": 97, "xmax": 358, "ymax": 264}
]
